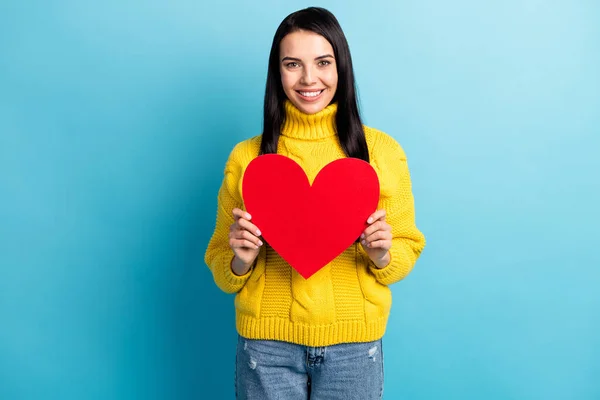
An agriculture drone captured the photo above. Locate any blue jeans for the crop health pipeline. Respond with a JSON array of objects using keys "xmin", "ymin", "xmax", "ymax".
[{"xmin": 235, "ymin": 335, "xmax": 384, "ymax": 399}]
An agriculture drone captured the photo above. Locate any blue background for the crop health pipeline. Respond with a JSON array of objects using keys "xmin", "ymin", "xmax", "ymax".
[{"xmin": 1, "ymin": 1, "xmax": 599, "ymax": 399}]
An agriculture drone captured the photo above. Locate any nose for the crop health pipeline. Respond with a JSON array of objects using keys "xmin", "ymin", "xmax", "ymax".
[{"xmin": 300, "ymin": 65, "xmax": 316, "ymax": 85}]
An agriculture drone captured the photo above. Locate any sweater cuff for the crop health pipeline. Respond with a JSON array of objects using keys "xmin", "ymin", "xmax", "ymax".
[
  {"xmin": 368, "ymin": 251, "xmax": 393, "ymax": 278},
  {"xmin": 221, "ymin": 255, "xmax": 253, "ymax": 293},
  {"xmin": 367, "ymin": 245, "xmax": 414, "ymax": 286}
]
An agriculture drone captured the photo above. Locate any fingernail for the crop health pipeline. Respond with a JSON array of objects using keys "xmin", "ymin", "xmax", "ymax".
[
  {"xmin": 360, "ymin": 233, "xmax": 365, "ymax": 239},
  {"xmin": 258, "ymin": 240, "xmax": 263, "ymax": 246},
  {"xmin": 361, "ymin": 240, "xmax": 366, "ymax": 245},
  {"xmin": 256, "ymin": 230, "xmax": 261, "ymax": 236},
  {"xmin": 367, "ymin": 218, "xmax": 373, "ymax": 224},
  {"xmin": 245, "ymin": 213, "xmax": 252, "ymax": 220}
]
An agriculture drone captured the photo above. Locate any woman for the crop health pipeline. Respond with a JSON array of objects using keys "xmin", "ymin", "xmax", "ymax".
[{"xmin": 205, "ymin": 7, "xmax": 425, "ymax": 399}]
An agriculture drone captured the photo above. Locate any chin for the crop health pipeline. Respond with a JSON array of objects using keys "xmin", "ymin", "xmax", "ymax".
[{"xmin": 292, "ymin": 97, "xmax": 331, "ymax": 115}]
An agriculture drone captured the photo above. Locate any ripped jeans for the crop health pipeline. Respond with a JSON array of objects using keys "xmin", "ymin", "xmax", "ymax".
[{"xmin": 235, "ymin": 335, "xmax": 384, "ymax": 400}]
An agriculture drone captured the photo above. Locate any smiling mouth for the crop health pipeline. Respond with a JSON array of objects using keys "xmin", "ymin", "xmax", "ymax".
[{"xmin": 296, "ymin": 89, "xmax": 325, "ymax": 99}]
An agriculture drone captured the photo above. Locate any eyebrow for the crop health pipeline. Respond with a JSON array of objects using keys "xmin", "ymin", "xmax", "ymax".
[{"xmin": 281, "ymin": 54, "xmax": 335, "ymax": 62}]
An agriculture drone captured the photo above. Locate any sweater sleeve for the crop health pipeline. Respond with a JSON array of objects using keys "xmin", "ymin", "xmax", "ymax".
[
  {"xmin": 360, "ymin": 133, "xmax": 426, "ymax": 286},
  {"xmin": 204, "ymin": 144, "xmax": 253, "ymax": 294}
]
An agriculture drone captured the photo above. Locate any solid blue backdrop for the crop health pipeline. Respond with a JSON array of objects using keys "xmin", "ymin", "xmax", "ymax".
[{"xmin": 1, "ymin": 1, "xmax": 599, "ymax": 399}]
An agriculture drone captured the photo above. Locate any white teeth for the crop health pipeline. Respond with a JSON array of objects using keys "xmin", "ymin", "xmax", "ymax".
[{"xmin": 299, "ymin": 90, "xmax": 323, "ymax": 97}]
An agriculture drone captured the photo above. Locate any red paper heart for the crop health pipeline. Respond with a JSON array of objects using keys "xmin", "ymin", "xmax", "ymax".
[{"xmin": 242, "ymin": 154, "xmax": 380, "ymax": 279}]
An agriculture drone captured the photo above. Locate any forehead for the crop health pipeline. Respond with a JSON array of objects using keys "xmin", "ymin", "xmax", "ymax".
[{"xmin": 279, "ymin": 30, "xmax": 334, "ymax": 58}]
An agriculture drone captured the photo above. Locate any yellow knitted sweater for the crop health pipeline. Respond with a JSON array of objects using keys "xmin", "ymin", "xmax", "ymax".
[{"xmin": 205, "ymin": 100, "xmax": 425, "ymax": 347}]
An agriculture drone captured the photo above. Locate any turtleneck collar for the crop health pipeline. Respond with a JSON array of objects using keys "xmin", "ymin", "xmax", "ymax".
[{"xmin": 281, "ymin": 99, "xmax": 338, "ymax": 140}]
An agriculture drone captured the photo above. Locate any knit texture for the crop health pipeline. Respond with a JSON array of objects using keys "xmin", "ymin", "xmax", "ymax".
[{"xmin": 205, "ymin": 100, "xmax": 426, "ymax": 347}]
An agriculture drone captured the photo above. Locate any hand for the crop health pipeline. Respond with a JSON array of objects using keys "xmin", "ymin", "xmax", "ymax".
[
  {"xmin": 229, "ymin": 208, "xmax": 263, "ymax": 275},
  {"xmin": 360, "ymin": 209, "xmax": 392, "ymax": 269}
]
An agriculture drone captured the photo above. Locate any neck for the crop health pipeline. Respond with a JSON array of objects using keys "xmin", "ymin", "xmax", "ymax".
[{"xmin": 281, "ymin": 100, "xmax": 338, "ymax": 140}]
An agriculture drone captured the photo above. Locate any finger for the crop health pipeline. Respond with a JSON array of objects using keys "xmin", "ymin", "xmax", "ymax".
[
  {"xmin": 361, "ymin": 221, "xmax": 391, "ymax": 239},
  {"xmin": 230, "ymin": 239, "xmax": 260, "ymax": 250},
  {"xmin": 235, "ymin": 230, "xmax": 263, "ymax": 247},
  {"xmin": 365, "ymin": 239, "xmax": 392, "ymax": 249},
  {"xmin": 366, "ymin": 209, "xmax": 386, "ymax": 224},
  {"xmin": 364, "ymin": 230, "xmax": 392, "ymax": 244},
  {"xmin": 237, "ymin": 217, "xmax": 262, "ymax": 237},
  {"xmin": 232, "ymin": 208, "xmax": 252, "ymax": 221},
  {"xmin": 362, "ymin": 231, "xmax": 392, "ymax": 247}
]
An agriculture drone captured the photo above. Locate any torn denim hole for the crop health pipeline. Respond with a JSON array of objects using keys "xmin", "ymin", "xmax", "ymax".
[
  {"xmin": 368, "ymin": 346, "xmax": 378, "ymax": 362},
  {"xmin": 248, "ymin": 358, "xmax": 257, "ymax": 370}
]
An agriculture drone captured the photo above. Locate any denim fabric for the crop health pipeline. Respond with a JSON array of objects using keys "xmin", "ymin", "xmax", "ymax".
[{"xmin": 235, "ymin": 335, "xmax": 384, "ymax": 399}]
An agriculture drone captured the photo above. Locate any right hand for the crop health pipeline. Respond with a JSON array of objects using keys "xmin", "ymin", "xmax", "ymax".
[{"xmin": 229, "ymin": 208, "xmax": 263, "ymax": 268}]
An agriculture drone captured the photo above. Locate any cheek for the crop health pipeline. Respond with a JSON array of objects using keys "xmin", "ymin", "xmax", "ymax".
[
  {"xmin": 324, "ymin": 70, "xmax": 338, "ymax": 89},
  {"xmin": 280, "ymin": 71, "xmax": 295, "ymax": 90}
]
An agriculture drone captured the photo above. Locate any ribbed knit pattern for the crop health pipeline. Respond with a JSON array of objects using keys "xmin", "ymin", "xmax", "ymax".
[{"xmin": 205, "ymin": 99, "xmax": 426, "ymax": 347}]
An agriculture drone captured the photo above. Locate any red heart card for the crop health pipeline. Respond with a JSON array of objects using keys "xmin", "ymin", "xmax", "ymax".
[{"xmin": 242, "ymin": 154, "xmax": 380, "ymax": 279}]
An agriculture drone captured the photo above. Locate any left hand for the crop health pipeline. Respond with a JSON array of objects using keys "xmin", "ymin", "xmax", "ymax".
[{"xmin": 360, "ymin": 209, "xmax": 392, "ymax": 269}]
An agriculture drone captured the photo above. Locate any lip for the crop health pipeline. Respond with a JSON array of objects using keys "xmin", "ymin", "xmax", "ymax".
[{"xmin": 295, "ymin": 89, "xmax": 325, "ymax": 102}]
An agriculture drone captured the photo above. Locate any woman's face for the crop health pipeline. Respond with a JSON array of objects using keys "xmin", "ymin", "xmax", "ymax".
[{"xmin": 279, "ymin": 30, "xmax": 338, "ymax": 115}]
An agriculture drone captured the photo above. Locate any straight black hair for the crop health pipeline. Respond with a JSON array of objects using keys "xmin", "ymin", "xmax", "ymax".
[{"xmin": 260, "ymin": 7, "xmax": 369, "ymax": 163}]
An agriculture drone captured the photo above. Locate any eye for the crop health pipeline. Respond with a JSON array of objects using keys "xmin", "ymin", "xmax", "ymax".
[
  {"xmin": 286, "ymin": 62, "xmax": 300, "ymax": 68},
  {"xmin": 318, "ymin": 60, "xmax": 331, "ymax": 66}
]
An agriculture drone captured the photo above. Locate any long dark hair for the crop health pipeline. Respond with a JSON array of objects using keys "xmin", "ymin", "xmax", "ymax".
[{"xmin": 260, "ymin": 7, "xmax": 369, "ymax": 163}]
